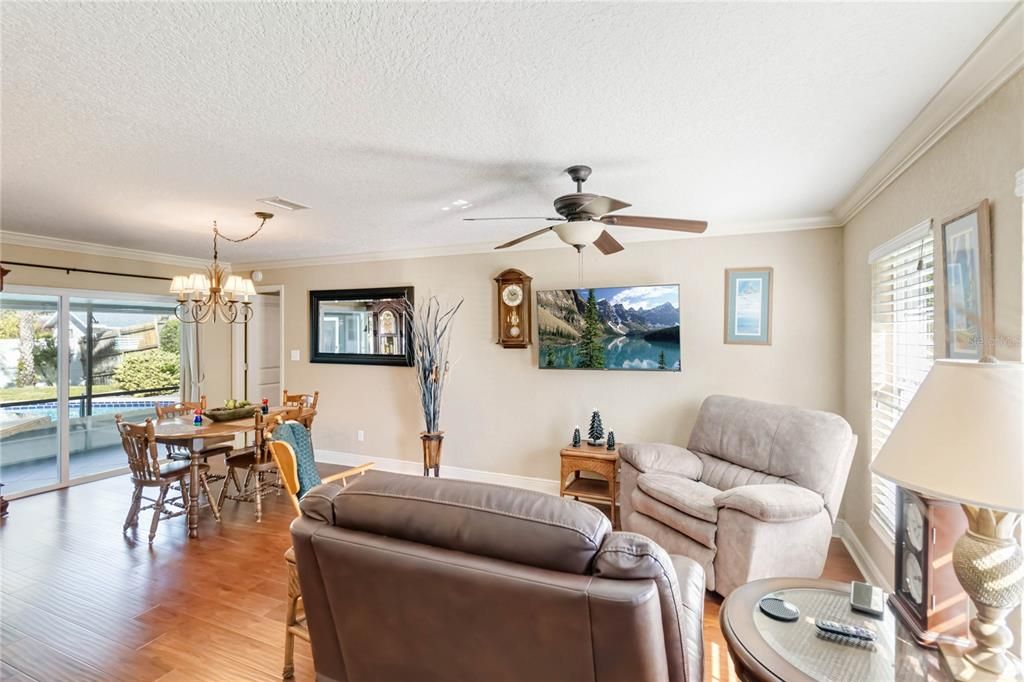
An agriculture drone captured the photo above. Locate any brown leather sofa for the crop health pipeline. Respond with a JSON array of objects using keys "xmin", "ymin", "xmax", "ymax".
[{"xmin": 291, "ymin": 470, "xmax": 705, "ymax": 682}]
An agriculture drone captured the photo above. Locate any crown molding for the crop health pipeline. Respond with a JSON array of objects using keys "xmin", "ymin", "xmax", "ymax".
[
  {"xmin": 0, "ymin": 230, "xmax": 216, "ymax": 269},
  {"xmin": 835, "ymin": 3, "xmax": 1024, "ymax": 225},
  {"xmin": 1015, "ymin": 167, "xmax": 1024, "ymax": 198},
  {"xmin": 1, "ymin": 215, "xmax": 839, "ymax": 274},
  {"xmin": 233, "ymin": 214, "xmax": 840, "ymax": 271}
]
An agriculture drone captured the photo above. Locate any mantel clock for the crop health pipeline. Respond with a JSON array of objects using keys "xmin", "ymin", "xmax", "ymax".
[{"xmin": 890, "ymin": 487, "xmax": 970, "ymax": 648}]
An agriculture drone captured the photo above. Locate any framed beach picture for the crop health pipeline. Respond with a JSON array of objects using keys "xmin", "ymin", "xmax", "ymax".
[
  {"xmin": 724, "ymin": 267, "xmax": 773, "ymax": 345},
  {"xmin": 935, "ymin": 200, "xmax": 993, "ymax": 359}
]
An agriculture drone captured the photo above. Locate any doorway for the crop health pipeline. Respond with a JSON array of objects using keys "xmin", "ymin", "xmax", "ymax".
[{"xmin": 232, "ymin": 288, "xmax": 283, "ymax": 405}]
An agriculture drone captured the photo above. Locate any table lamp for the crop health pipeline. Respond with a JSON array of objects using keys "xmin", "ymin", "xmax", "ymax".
[{"xmin": 872, "ymin": 358, "xmax": 1023, "ymax": 680}]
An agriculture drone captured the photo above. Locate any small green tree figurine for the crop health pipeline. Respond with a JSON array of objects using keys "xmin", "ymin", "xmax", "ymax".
[
  {"xmin": 588, "ymin": 410, "xmax": 604, "ymax": 445},
  {"xmin": 606, "ymin": 431, "xmax": 616, "ymax": 450},
  {"xmin": 572, "ymin": 426, "xmax": 581, "ymax": 448}
]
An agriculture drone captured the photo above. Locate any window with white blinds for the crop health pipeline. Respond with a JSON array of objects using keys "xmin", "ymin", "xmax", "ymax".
[{"xmin": 869, "ymin": 223, "xmax": 935, "ymax": 540}]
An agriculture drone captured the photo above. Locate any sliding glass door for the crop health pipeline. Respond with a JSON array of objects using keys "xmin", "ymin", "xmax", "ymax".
[
  {"xmin": 0, "ymin": 287, "xmax": 181, "ymax": 497},
  {"xmin": 0, "ymin": 293, "xmax": 61, "ymax": 494},
  {"xmin": 67, "ymin": 296, "xmax": 181, "ymax": 479}
]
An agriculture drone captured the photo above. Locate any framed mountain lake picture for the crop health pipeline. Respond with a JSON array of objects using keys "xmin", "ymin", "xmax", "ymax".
[
  {"xmin": 724, "ymin": 267, "xmax": 773, "ymax": 345},
  {"xmin": 537, "ymin": 285, "xmax": 680, "ymax": 371}
]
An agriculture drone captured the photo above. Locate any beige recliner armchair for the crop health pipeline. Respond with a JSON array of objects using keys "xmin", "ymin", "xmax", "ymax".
[
  {"xmin": 292, "ymin": 470, "xmax": 705, "ymax": 682},
  {"xmin": 619, "ymin": 395, "xmax": 856, "ymax": 596}
]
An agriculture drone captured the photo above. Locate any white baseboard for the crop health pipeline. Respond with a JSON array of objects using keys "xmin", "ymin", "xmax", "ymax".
[
  {"xmin": 316, "ymin": 449, "xmax": 561, "ymax": 496},
  {"xmin": 833, "ymin": 519, "xmax": 891, "ymax": 592}
]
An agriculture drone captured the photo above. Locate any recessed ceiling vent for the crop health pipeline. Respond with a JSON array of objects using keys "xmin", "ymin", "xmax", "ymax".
[{"xmin": 258, "ymin": 196, "xmax": 309, "ymax": 211}]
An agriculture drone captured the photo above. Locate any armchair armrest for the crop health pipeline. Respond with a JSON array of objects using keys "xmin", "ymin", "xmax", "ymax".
[
  {"xmin": 322, "ymin": 462, "xmax": 375, "ymax": 486},
  {"xmin": 618, "ymin": 443, "xmax": 703, "ymax": 479},
  {"xmin": 713, "ymin": 484, "xmax": 824, "ymax": 522}
]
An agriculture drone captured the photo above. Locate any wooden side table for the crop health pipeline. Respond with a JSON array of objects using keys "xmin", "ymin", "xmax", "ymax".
[{"xmin": 559, "ymin": 443, "xmax": 619, "ymax": 527}]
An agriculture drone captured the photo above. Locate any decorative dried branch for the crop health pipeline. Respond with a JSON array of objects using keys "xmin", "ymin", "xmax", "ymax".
[{"xmin": 404, "ymin": 296, "xmax": 464, "ymax": 433}]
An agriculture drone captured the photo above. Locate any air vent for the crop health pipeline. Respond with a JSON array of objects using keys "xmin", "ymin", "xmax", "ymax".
[{"xmin": 258, "ymin": 196, "xmax": 309, "ymax": 211}]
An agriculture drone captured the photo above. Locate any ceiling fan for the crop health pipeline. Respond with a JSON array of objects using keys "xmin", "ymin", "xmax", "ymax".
[{"xmin": 464, "ymin": 165, "xmax": 708, "ymax": 254}]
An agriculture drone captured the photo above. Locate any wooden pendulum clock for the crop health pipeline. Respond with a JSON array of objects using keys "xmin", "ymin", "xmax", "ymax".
[{"xmin": 494, "ymin": 268, "xmax": 532, "ymax": 349}]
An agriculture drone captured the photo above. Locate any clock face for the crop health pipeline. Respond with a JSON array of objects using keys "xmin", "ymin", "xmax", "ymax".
[
  {"xmin": 906, "ymin": 502, "xmax": 924, "ymax": 552},
  {"xmin": 904, "ymin": 553, "xmax": 923, "ymax": 604},
  {"xmin": 502, "ymin": 284, "xmax": 524, "ymax": 307}
]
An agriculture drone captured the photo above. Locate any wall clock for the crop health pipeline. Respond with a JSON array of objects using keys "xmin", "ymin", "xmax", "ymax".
[
  {"xmin": 891, "ymin": 487, "xmax": 970, "ymax": 648},
  {"xmin": 494, "ymin": 268, "xmax": 532, "ymax": 348}
]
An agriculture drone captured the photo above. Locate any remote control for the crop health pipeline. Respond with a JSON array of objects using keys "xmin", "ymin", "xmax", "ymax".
[{"xmin": 814, "ymin": 619, "xmax": 876, "ymax": 641}]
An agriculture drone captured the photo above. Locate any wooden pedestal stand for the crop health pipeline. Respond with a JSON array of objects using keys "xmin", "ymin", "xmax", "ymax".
[{"xmin": 420, "ymin": 432, "xmax": 445, "ymax": 477}]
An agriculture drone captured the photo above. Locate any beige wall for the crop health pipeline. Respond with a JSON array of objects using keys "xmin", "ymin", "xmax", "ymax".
[
  {"xmin": 259, "ymin": 226, "xmax": 845, "ymax": 482},
  {"xmin": 842, "ymin": 71, "xmax": 1024, "ymax": 582},
  {"xmin": 0, "ymin": 241, "xmax": 233, "ymax": 404}
]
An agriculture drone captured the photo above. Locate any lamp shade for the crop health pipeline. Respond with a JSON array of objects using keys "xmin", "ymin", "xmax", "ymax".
[
  {"xmin": 223, "ymin": 275, "xmax": 244, "ymax": 298},
  {"xmin": 187, "ymin": 273, "xmax": 210, "ymax": 295},
  {"xmin": 169, "ymin": 275, "xmax": 190, "ymax": 295},
  {"xmin": 871, "ymin": 359, "xmax": 1023, "ymax": 513}
]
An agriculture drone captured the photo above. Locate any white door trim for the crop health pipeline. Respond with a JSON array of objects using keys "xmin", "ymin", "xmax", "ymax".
[{"xmin": 231, "ymin": 285, "xmax": 285, "ymax": 402}]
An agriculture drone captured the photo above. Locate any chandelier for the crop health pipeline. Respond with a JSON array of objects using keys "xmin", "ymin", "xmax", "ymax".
[{"xmin": 170, "ymin": 212, "xmax": 272, "ymax": 324}]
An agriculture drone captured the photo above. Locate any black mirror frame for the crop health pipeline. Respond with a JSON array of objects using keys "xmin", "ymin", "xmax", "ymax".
[{"xmin": 309, "ymin": 286, "xmax": 414, "ymax": 367}]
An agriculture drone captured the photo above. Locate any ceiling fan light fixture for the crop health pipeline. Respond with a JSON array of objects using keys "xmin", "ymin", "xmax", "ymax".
[{"xmin": 554, "ymin": 221, "xmax": 603, "ymax": 247}]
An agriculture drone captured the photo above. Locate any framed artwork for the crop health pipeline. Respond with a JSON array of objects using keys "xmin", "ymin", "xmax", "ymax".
[
  {"xmin": 935, "ymin": 200, "xmax": 993, "ymax": 359},
  {"xmin": 724, "ymin": 267, "xmax": 773, "ymax": 345},
  {"xmin": 537, "ymin": 284, "xmax": 680, "ymax": 371}
]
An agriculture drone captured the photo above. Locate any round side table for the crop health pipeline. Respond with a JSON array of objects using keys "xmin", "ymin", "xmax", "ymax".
[{"xmin": 720, "ymin": 578, "xmax": 945, "ymax": 682}]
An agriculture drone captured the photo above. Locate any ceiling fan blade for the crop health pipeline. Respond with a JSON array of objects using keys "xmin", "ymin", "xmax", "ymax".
[
  {"xmin": 494, "ymin": 226, "xmax": 556, "ymax": 249},
  {"xmin": 464, "ymin": 216, "xmax": 562, "ymax": 221},
  {"xmin": 594, "ymin": 230, "xmax": 625, "ymax": 255},
  {"xmin": 598, "ymin": 215, "xmax": 708, "ymax": 233},
  {"xmin": 580, "ymin": 196, "xmax": 631, "ymax": 216}
]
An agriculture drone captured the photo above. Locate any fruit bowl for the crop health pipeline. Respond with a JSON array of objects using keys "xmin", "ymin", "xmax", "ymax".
[{"xmin": 203, "ymin": 405, "xmax": 258, "ymax": 422}]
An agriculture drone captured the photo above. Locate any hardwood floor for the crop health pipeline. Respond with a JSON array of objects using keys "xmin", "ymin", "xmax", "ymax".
[
  {"xmin": 701, "ymin": 539, "xmax": 862, "ymax": 682},
  {"xmin": 0, "ymin": 467, "xmax": 861, "ymax": 682}
]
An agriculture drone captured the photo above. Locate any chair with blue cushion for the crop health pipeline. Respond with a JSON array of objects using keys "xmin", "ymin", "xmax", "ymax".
[{"xmin": 268, "ymin": 418, "xmax": 373, "ymax": 678}]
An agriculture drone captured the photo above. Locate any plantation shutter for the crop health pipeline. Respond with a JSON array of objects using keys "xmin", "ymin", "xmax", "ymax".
[{"xmin": 869, "ymin": 222, "xmax": 935, "ymax": 540}]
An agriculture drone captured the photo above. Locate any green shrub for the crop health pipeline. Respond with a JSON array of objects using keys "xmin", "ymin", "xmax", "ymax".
[
  {"xmin": 32, "ymin": 335, "xmax": 58, "ymax": 383},
  {"xmin": 113, "ymin": 349, "xmax": 180, "ymax": 392},
  {"xmin": 159, "ymin": 318, "xmax": 180, "ymax": 354}
]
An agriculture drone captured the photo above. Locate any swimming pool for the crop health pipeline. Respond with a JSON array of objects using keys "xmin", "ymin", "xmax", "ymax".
[{"xmin": 0, "ymin": 398, "xmax": 178, "ymax": 421}]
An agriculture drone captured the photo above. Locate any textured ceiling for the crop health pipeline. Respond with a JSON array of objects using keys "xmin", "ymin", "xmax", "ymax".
[{"xmin": 1, "ymin": 2, "xmax": 1014, "ymax": 262}]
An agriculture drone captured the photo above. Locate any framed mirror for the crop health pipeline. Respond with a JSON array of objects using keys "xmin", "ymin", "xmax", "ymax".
[{"xmin": 309, "ymin": 287, "xmax": 413, "ymax": 366}]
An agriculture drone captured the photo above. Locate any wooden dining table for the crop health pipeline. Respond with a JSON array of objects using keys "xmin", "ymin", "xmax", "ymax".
[{"xmin": 152, "ymin": 406, "xmax": 317, "ymax": 539}]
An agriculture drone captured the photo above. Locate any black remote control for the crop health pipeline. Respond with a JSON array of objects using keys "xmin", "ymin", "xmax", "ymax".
[{"xmin": 814, "ymin": 619, "xmax": 876, "ymax": 641}]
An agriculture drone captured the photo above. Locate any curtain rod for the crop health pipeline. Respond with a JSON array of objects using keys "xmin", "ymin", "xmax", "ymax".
[{"xmin": 0, "ymin": 260, "xmax": 173, "ymax": 282}]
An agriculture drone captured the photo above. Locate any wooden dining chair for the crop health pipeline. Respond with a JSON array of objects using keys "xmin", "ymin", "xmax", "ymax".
[
  {"xmin": 218, "ymin": 410, "xmax": 280, "ymax": 522},
  {"xmin": 116, "ymin": 415, "xmax": 220, "ymax": 543},
  {"xmin": 282, "ymin": 389, "xmax": 318, "ymax": 430},
  {"xmin": 267, "ymin": 418, "xmax": 373, "ymax": 679},
  {"xmin": 154, "ymin": 395, "xmax": 233, "ymax": 463}
]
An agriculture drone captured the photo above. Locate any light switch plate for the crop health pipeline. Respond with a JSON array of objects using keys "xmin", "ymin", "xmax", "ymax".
[{"xmin": 290, "ymin": 349, "xmax": 300, "ymax": 361}]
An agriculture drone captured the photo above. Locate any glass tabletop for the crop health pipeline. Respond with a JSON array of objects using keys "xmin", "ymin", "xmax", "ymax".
[{"xmin": 752, "ymin": 588, "xmax": 941, "ymax": 682}]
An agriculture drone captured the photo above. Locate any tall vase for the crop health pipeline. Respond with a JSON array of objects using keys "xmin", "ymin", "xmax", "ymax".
[{"xmin": 420, "ymin": 432, "xmax": 445, "ymax": 477}]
